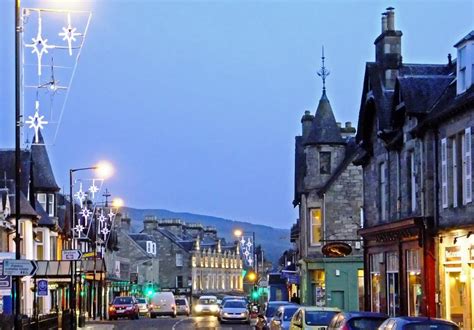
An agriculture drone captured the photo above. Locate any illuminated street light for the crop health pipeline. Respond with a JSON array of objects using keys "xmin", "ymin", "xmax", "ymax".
[
  {"xmin": 233, "ymin": 229, "xmax": 243, "ymax": 237},
  {"xmin": 112, "ymin": 197, "xmax": 124, "ymax": 208},
  {"xmin": 95, "ymin": 160, "xmax": 114, "ymax": 179}
]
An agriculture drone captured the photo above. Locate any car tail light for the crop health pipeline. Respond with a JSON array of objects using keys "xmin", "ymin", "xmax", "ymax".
[
  {"xmin": 109, "ymin": 306, "xmax": 115, "ymax": 312},
  {"xmin": 341, "ymin": 324, "xmax": 350, "ymax": 330}
]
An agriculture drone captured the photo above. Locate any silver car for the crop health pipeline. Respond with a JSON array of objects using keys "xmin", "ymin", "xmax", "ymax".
[
  {"xmin": 218, "ymin": 299, "xmax": 250, "ymax": 324},
  {"xmin": 269, "ymin": 305, "xmax": 299, "ymax": 330},
  {"xmin": 136, "ymin": 298, "xmax": 149, "ymax": 316}
]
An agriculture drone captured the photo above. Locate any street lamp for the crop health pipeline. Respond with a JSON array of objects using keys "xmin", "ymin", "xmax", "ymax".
[
  {"xmin": 69, "ymin": 161, "xmax": 114, "ymax": 327},
  {"xmin": 233, "ymin": 229, "xmax": 257, "ymax": 273}
]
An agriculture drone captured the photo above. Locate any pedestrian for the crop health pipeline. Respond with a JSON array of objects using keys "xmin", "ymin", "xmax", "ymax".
[{"xmin": 290, "ymin": 293, "xmax": 300, "ymax": 304}]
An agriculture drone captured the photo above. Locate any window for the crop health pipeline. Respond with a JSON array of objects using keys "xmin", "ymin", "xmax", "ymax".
[
  {"xmin": 407, "ymin": 151, "xmax": 416, "ymax": 213},
  {"xmin": 370, "ymin": 253, "xmax": 383, "ymax": 313},
  {"xmin": 406, "ymin": 250, "xmax": 422, "ymax": 316},
  {"xmin": 463, "ymin": 127, "xmax": 472, "ymax": 204},
  {"xmin": 312, "ymin": 270, "xmax": 325, "ymax": 306},
  {"xmin": 310, "ymin": 208, "xmax": 322, "ymax": 245},
  {"xmin": 459, "ymin": 46, "xmax": 467, "ymax": 92},
  {"xmin": 36, "ymin": 230, "xmax": 44, "ymax": 260},
  {"xmin": 451, "ymin": 136, "xmax": 459, "ymax": 208},
  {"xmin": 176, "ymin": 253, "xmax": 183, "ymax": 267},
  {"xmin": 48, "ymin": 193, "xmax": 55, "ymax": 216},
  {"xmin": 386, "ymin": 252, "xmax": 400, "ymax": 316},
  {"xmin": 441, "ymin": 138, "xmax": 448, "ymax": 208},
  {"xmin": 319, "ymin": 152, "xmax": 331, "ymax": 174},
  {"xmin": 50, "ymin": 236, "xmax": 57, "ymax": 260},
  {"xmin": 37, "ymin": 193, "xmax": 47, "ymax": 212},
  {"xmin": 176, "ymin": 275, "xmax": 183, "ymax": 288},
  {"xmin": 379, "ymin": 162, "xmax": 388, "ymax": 220},
  {"xmin": 146, "ymin": 241, "xmax": 156, "ymax": 255}
]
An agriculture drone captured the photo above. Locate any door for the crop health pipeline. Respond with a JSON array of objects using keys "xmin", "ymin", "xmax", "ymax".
[{"xmin": 331, "ymin": 291, "xmax": 345, "ymax": 310}]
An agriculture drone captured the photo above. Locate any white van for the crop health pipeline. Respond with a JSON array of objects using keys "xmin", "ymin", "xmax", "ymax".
[{"xmin": 149, "ymin": 291, "xmax": 177, "ymax": 318}]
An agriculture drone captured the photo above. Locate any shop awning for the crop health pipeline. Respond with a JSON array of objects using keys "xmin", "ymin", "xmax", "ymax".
[{"xmin": 35, "ymin": 260, "xmax": 106, "ymax": 279}]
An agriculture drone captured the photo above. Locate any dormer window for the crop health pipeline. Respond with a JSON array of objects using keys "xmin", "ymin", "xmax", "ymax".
[
  {"xmin": 37, "ymin": 193, "xmax": 55, "ymax": 217},
  {"xmin": 455, "ymin": 32, "xmax": 474, "ymax": 94},
  {"xmin": 146, "ymin": 241, "xmax": 156, "ymax": 255}
]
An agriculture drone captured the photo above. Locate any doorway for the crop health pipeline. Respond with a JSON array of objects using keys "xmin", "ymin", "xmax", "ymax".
[{"xmin": 331, "ymin": 291, "xmax": 345, "ymax": 310}]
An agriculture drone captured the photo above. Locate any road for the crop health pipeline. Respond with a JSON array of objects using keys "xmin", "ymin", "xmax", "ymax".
[{"xmin": 85, "ymin": 315, "xmax": 255, "ymax": 330}]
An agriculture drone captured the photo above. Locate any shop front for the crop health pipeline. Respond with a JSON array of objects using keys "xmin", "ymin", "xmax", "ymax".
[
  {"xmin": 359, "ymin": 217, "xmax": 436, "ymax": 317},
  {"xmin": 438, "ymin": 229, "xmax": 474, "ymax": 330}
]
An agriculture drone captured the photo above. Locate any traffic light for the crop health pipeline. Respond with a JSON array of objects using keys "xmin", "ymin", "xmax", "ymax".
[
  {"xmin": 144, "ymin": 282, "xmax": 155, "ymax": 297},
  {"xmin": 251, "ymin": 285, "xmax": 260, "ymax": 300}
]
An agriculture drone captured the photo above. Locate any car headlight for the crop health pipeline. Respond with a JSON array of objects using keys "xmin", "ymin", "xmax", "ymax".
[
  {"xmin": 126, "ymin": 306, "xmax": 133, "ymax": 310},
  {"xmin": 210, "ymin": 305, "xmax": 219, "ymax": 312},
  {"xmin": 241, "ymin": 312, "xmax": 247, "ymax": 316},
  {"xmin": 194, "ymin": 305, "xmax": 203, "ymax": 312}
]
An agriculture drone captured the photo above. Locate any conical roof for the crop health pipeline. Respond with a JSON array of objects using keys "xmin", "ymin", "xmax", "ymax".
[
  {"xmin": 31, "ymin": 130, "xmax": 60, "ymax": 191},
  {"xmin": 305, "ymin": 91, "xmax": 344, "ymax": 145}
]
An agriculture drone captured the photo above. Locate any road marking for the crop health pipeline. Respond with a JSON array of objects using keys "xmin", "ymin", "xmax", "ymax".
[{"xmin": 172, "ymin": 318, "xmax": 191, "ymax": 330}]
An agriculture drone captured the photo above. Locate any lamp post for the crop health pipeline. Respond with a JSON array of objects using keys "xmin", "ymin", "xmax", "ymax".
[
  {"xmin": 233, "ymin": 229, "xmax": 257, "ymax": 272},
  {"xmin": 69, "ymin": 161, "xmax": 114, "ymax": 327}
]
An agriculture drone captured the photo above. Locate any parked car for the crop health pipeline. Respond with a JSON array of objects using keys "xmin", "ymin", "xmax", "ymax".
[
  {"xmin": 175, "ymin": 297, "xmax": 190, "ymax": 316},
  {"xmin": 327, "ymin": 312, "xmax": 388, "ymax": 330},
  {"xmin": 109, "ymin": 296, "xmax": 139, "ymax": 320},
  {"xmin": 149, "ymin": 291, "xmax": 177, "ymax": 318},
  {"xmin": 377, "ymin": 317, "xmax": 460, "ymax": 330},
  {"xmin": 289, "ymin": 306, "xmax": 341, "ymax": 330},
  {"xmin": 194, "ymin": 295, "xmax": 220, "ymax": 316},
  {"xmin": 218, "ymin": 299, "xmax": 251, "ymax": 324},
  {"xmin": 265, "ymin": 301, "xmax": 299, "ymax": 322},
  {"xmin": 136, "ymin": 297, "xmax": 149, "ymax": 316},
  {"xmin": 269, "ymin": 304, "xmax": 300, "ymax": 330}
]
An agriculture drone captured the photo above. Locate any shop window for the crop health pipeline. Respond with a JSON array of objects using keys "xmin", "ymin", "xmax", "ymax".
[
  {"xmin": 310, "ymin": 208, "xmax": 322, "ymax": 246},
  {"xmin": 406, "ymin": 249, "xmax": 422, "ymax": 316},
  {"xmin": 370, "ymin": 253, "xmax": 383, "ymax": 313},
  {"xmin": 358, "ymin": 269, "xmax": 364, "ymax": 311},
  {"xmin": 312, "ymin": 269, "xmax": 325, "ymax": 307},
  {"xmin": 386, "ymin": 252, "xmax": 400, "ymax": 316},
  {"xmin": 446, "ymin": 271, "xmax": 465, "ymax": 327}
]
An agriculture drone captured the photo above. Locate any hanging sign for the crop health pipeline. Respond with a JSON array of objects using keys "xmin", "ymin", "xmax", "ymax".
[
  {"xmin": 321, "ymin": 242, "xmax": 352, "ymax": 257},
  {"xmin": 38, "ymin": 280, "xmax": 48, "ymax": 296}
]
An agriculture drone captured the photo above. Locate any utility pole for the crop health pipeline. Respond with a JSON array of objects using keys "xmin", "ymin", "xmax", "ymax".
[{"xmin": 14, "ymin": 0, "xmax": 22, "ymax": 323}]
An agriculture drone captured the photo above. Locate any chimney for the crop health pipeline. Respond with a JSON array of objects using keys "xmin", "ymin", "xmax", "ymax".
[
  {"xmin": 386, "ymin": 7, "xmax": 395, "ymax": 30},
  {"xmin": 381, "ymin": 13, "xmax": 387, "ymax": 32},
  {"xmin": 143, "ymin": 215, "xmax": 158, "ymax": 232},
  {"xmin": 158, "ymin": 218, "xmax": 183, "ymax": 237},
  {"xmin": 301, "ymin": 110, "xmax": 314, "ymax": 139},
  {"xmin": 374, "ymin": 7, "xmax": 402, "ymax": 89},
  {"xmin": 120, "ymin": 216, "xmax": 131, "ymax": 232},
  {"xmin": 184, "ymin": 223, "xmax": 204, "ymax": 238},
  {"xmin": 203, "ymin": 226, "xmax": 217, "ymax": 240},
  {"xmin": 345, "ymin": 121, "xmax": 352, "ymax": 128}
]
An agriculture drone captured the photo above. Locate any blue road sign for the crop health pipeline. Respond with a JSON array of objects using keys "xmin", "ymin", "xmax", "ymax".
[
  {"xmin": 38, "ymin": 280, "xmax": 48, "ymax": 296},
  {"xmin": 0, "ymin": 261, "xmax": 11, "ymax": 290}
]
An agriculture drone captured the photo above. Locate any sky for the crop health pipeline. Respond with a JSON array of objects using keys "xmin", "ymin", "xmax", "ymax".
[{"xmin": 0, "ymin": 0, "xmax": 473, "ymax": 230}]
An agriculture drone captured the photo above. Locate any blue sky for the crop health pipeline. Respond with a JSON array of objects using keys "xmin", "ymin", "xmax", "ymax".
[{"xmin": 1, "ymin": 0, "xmax": 473, "ymax": 229}]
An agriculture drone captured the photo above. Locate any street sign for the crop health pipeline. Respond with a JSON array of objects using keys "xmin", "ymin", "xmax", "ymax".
[
  {"xmin": 0, "ymin": 261, "xmax": 11, "ymax": 290},
  {"xmin": 62, "ymin": 249, "xmax": 83, "ymax": 261},
  {"xmin": 3, "ymin": 260, "xmax": 38, "ymax": 276},
  {"xmin": 37, "ymin": 280, "xmax": 48, "ymax": 296}
]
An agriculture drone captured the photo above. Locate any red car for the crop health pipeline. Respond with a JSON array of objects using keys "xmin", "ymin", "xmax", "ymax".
[{"xmin": 109, "ymin": 296, "xmax": 140, "ymax": 320}]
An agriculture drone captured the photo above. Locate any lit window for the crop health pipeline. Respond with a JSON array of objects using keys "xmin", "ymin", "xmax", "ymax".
[
  {"xmin": 35, "ymin": 230, "xmax": 44, "ymax": 260},
  {"xmin": 310, "ymin": 208, "xmax": 322, "ymax": 245}
]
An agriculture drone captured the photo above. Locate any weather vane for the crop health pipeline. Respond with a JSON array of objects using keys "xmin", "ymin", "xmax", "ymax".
[{"xmin": 317, "ymin": 46, "xmax": 330, "ymax": 94}]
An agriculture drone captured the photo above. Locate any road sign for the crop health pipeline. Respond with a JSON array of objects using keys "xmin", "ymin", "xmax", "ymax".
[
  {"xmin": 38, "ymin": 280, "xmax": 48, "ymax": 296},
  {"xmin": 0, "ymin": 261, "xmax": 11, "ymax": 290},
  {"xmin": 62, "ymin": 249, "xmax": 83, "ymax": 261},
  {"xmin": 3, "ymin": 260, "xmax": 38, "ymax": 276}
]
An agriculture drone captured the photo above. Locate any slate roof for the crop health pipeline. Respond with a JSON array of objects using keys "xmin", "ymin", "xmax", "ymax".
[
  {"xmin": 396, "ymin": 76, "xmax": 453, "ymax": 115},
  {"xmin": 30, "ymin": 131, "xmax": 60, "ymax": 191},
  {"xmin": 35, "ymin": 200, "xmax": 56, "ymax": 226},
  {"xmin": 454, "ymin": 30, "xmax": 474, "ymax": 47},
  {"xmin": 356, "ymin": 62, "xmax": 452, "ymax": 144},
  {"xmin": 305, "ymin": 92, "xmax": 344, "ymax": 145},
  {"xmin": 0, "ymin": 150, "xmax": 31, "ymax": 194},
  {"xmin": 8, "ymin": 190, "xmax": 38, "ymax": 218}
]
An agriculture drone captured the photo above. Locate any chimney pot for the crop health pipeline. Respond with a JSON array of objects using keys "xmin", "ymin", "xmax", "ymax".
[
  {"xmin": 381, "ymin": 13, "xmax": 387, "ymax": 33},
  {"xmin": 386, "ymin": 7, "xmax": 395, "ymax": 31},
  {"xmin": 448, "ymin": 53, "xmax": 452, "ymax": 66}
]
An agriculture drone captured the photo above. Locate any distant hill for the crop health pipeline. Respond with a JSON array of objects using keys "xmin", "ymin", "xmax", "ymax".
[{"xmin": 122, "ymin": 207, "xmax": 291, "ymax": 265}]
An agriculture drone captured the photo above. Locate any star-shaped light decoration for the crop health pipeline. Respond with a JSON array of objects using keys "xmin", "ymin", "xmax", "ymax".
[
  {"xmin": 240, "ymin": 237, "xmax": 246, "ymax": 246},
  {"xmin": 246, "ymin": 239, "xmax": 253, "ymax": 248},
  {"xmin": 101, "ymin": 227, "xmax": 110, "ymax": 238},
  {"xmin": 74, "ymin": 183, "xmax": 86, "ymax": 205},
  {"xmin": 108, "ymin": 210, "xmax": 116, "ymax": 220},
  {"xmin": 80, "ymin": 207, "xmax": 92, "ymax": 225},
  {"xmin": 248, "ymin": 258, "xmax": 253, "ymax": 266},
  {"xmin": 25, "ymin": 13, "xmax": 54, "ymax": 76},
  {"xmin": 25, "ymin": 101, "xmax": 49, "ymax": 144},
  {"xmin": 98, "ymin": 209, "xmax": 107, "ymax": 223},
  {"xmin": 73, "ymin": 224, "xmax": 85, "ymax": 235},
  {"xmin": 243, "ymin": 250, "xmax": 250, "ymax": 258},
  {"xmin": 58, "ymin": 13, "xmax": 81, "ymax": 56},
  {"xmin": 88, "ymin": 180, "xmax": 99, "ymax": 199}
]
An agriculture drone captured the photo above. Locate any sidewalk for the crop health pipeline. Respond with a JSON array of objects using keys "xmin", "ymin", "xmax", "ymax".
[{"xmin": 78, "ymin": 322, "xmax": 115, "ymax": 330}]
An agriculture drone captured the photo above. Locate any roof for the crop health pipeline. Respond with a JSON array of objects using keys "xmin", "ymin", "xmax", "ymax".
[
  {"xmin": 396, "ymin": 76, "xmax": 453, "ymax": 115},
  {"xmin": 30, "ymin": 131, "xmax": 60, "ymax": 191},
  {"xmin": 454, "ymin": 30, "xmax": 474, "ymax": 47},
  {"xmin": 35, "ymin": 200, "xmax": 56, "ymax": 226},
  {"xmin": 0, "ymin": 150, "xmax": 32, "ymax": 194},
  {"xmin": 305, "ymin": 92, "xmax": 344, "ymax": 145},
  {"xmin": 8, "ymin": 191, "xmax": 38, "ymax": 218}
]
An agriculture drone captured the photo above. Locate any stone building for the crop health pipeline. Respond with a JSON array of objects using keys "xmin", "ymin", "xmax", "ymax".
[
  {"xmin": 355, "ymin": 6, "xmax": 474, "ymax": 325},
  {"xmin": 292, "ymin": 54, "xmax": 364, "ymax": 309}
]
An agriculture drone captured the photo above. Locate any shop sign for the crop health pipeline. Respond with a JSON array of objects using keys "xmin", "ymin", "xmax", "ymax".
[
  {"xmin": 321, "ymin": 242, "xmax": 352, "ymax": 257},
  {"xmin": 445, "ymin": 246, "xmax": 462, "ymax": 263}
]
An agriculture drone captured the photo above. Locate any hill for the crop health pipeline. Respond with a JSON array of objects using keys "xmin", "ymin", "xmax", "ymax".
[{"xmin": 122, "ymin": 207, "xmax": 291, "ymax": 265}]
